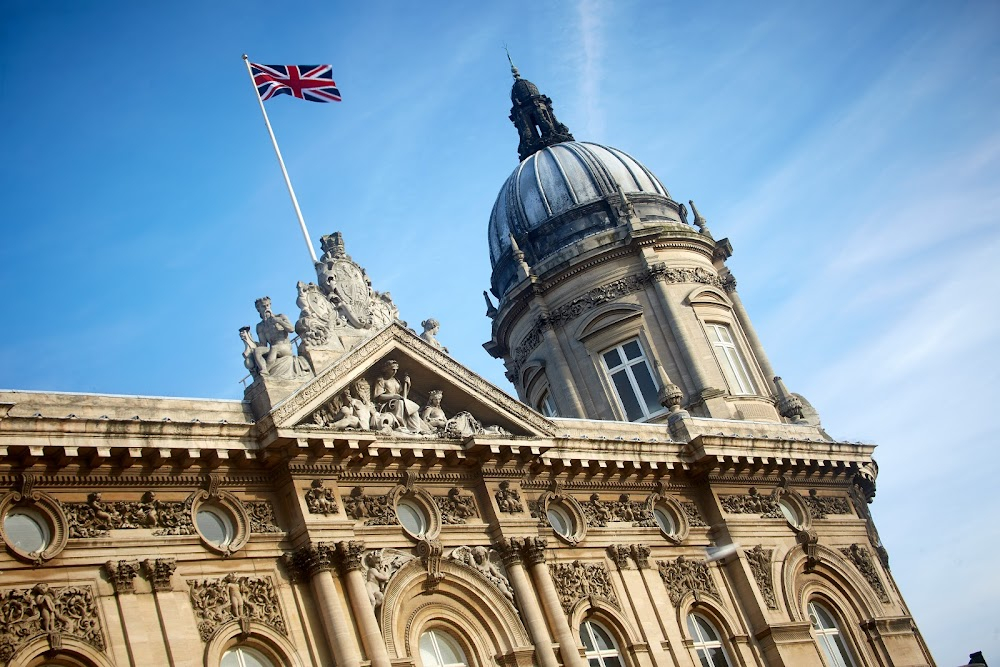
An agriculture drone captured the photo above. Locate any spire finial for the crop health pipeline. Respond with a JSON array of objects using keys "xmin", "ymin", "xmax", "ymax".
[{"xmin": 505, "ymin": 45, "xmax": 520, "ymax": 80}]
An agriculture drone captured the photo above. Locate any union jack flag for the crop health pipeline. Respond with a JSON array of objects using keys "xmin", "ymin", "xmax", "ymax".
[{"xmin": 250, "ymin": 64, "xmax": 342, "ymax": 103}]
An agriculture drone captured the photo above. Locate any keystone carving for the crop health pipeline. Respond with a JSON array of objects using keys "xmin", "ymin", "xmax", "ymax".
[
  {"xmin": 436, "ymin": 488, "xmax": 478, "ymax": 524},
  {"xmin": 417, "ymin": 538, "xmax": 446, "ymax": 589},
  {"xmin": 0, "ymin": 584, "xmax": 105, "ymax": 662},
  {"xmin": 494, "ymin": 481, "xmax": 524, "ymax": 513},
  {"xmin": 803, "ymin": 490, "xmax": 852, "ymax": 519},
  {"xmin": 104, "ymin": 560, "xmax": 140, "ymax": 594},
  {"xmin": 188, "ymin": 573, "xmax": 287, "ymax": 641},
  {"xmin": 305, "ymin": 479, "xmax": 340, "ymax": 515},
  {"xmin": 745, "ymin": 546, "xmax": 778, "ymax": 609},
  {"xmin": 141, "ymin": 558, "xmax": 177, "ymax": 592},
  {"xmin": 719, "ymin": 488, "xmax": 783, "ymax": 518},
  {"xmin": 342, "ymin": 487, "xmax": 396, "ymax": 525},
  {"xmin": 451, "ymin": 546, "xmax": 514, "ymax": 601},
  {"xmin": 549, "ymin": 561, "xmax": 620, "ymax": 614},
  {"xmin": 657, "ymin": 556, "xmax": 719, "ymax": 605},
  {"xmin": 839, "ymin": 544, "xmax": 890, "ymax": 603},
  {"xmin": 62, "ymin": 491, "xmax": 195, "ymax": 537}
]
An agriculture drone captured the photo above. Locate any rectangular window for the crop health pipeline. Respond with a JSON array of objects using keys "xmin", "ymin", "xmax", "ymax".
[
  {"xmin": 704, "ymin": 323, "xmax": 756, "ymax": 395},
  {"xmin": 600, "ymin": 339, "xmax": 664, "ymax": 422}
]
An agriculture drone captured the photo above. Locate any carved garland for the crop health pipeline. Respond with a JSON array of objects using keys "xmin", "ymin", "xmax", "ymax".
[
  {"xmin": 745, "ymin": 546, "xmax": 778, "ymax": 609},
  {"xmin": 0, "ymin": 584, "xmax": 105, "ymax": 662},
  {"xmin": 549, "ymin": 560, "xmax": 620, "ymax": 614},
  {"xmin": 187, "ymin": 574, "xmax": 287, "ymax": 641},
  {"xmin": 657, "ymin": 556, "xmax": 719, "ymax": 605}
]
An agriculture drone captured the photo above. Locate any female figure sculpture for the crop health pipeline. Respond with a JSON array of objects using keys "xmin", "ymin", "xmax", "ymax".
[{"xmin": 372, "ymin": 360, "xmax": 432, "ymax": 434}]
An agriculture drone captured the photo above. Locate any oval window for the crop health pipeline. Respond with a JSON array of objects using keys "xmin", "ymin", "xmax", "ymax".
[
  {"xmin": 653, "ymin": 506, "xmax": 678, "ymax": 537},
  {"xmin": 196, "ymin": 505, "xmax": 234, "ymax": 548},
  {"xmin": 4, "ymin": 507, "xmax": 50, "ymax": 554},
  {"xmin": 546, "ymin": 504, "xmax": 574, "ymax": 538},
  {"xmin": 397, "ymin": 498, "xmax": 428, "ymax": 536},
  {"xmin": 778, "ymin": 497, "xmax": 803, "ymax": 529}
]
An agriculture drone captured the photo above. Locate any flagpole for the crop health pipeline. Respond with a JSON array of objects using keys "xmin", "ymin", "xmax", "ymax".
[{"xmin": 242, "ymin": 54, "xmax": 318, "ymax": 264}]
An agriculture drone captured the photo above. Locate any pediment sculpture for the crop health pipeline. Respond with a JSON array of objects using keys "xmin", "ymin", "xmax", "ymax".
[
  {"xmin": 302, "ymin": 358, "xmax": 509, "ymax": 438},
  {"xmin": 241, "ymin": 297, "xmax": 313, "ymax": 382}
]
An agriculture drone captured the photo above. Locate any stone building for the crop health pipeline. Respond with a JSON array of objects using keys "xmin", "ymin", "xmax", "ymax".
[{"xmin": 0, "ymin": 67, "xmax": 934, "ymax": 667}]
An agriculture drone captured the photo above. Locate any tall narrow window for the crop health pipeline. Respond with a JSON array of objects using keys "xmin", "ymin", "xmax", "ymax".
[
  {"xmin": 600, "ymin": 339, "xmax": 663, "ymax": 421},
  {"xmin": 419, "ymin": 629, "xmax": 469, "ymax": 667},
  {"xmin": 687, "ymin": 614, "xmax": 733, "ymax": 667},
  {"xmin": 809, "ymin": 601, "xmax": 857, "ymax": 667},
  {"xmin": 580, "ymin": 620, "xmax": 624, "ymax": 667},
  {"xmin": 536, "ymin": 390, "xmax": 558, "ymax": 417},
  {"xmin": 704, "ymin": 323, "xmax": 756, "ymax": 395}
]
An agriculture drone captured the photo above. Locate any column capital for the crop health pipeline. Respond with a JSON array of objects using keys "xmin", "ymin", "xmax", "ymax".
[
  {"xmin": 140, "ymin": 558, "xmax": 176, "ymax": 592},
  {"xmin": 337, "ymin": 540, "xmax": 366, "ymax": 572},
  {"xmin": 288, "ymin": 542, "xmax": 338, "ymax": 580},
  {"xmin": 104, "ymin": 559, "xmax": 140, "ymax": 594},
  {"xmin": 522, "ymin": 537, "xmax": 548, "ymax": 565}
]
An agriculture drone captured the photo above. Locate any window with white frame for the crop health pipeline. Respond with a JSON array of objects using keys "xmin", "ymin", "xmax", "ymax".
[
  {"xmin": 221, "ymin": 645, "xmax": 276, "ymax": 667},
  {"xmin": 536, "ymin": 390, "xmax": 558, "ymax": 417},
  {"xmin": 808, "ymin": 601, "xmax": 857, "ymax": 667},
  {"xmin": 580, "ymin": 620, "xmax": 624, "ymax": 667},
  {"xmin": 600, "ymin": 339, "xmax": 663, "ymax": 422},
  {"xmin": 704, "ymin": 323, "xmax": 756, "ymax": 395},
  {"xmin": 686, "ymin": 613, "xmax": 733, "ymax": 667},
  {"xmin": 419, "ymin": 629, "xmax": 469, "ymax": 667}
]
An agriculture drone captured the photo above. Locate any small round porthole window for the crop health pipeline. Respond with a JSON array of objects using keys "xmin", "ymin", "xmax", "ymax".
[
  {"xmin": 397, "ymin": 498, "xmax": 428, "ymax": 537},
  {"xmin": 196, "ymin": 505, "xmax": 235, "ymax": 548},
  {"xmin": 653, "ymin": 506, "xmax": 678, "ymax": 538},
  {"xmin": 3, "ymin": 507, "xmax": 50, "ymax": 554},
  {"xmin": 546, "ymin": 504, "xmax": 575, "ymax": 538},
  {"xmin": 778, "ymin": 497, "xmax": 803, "ymax": 529}
]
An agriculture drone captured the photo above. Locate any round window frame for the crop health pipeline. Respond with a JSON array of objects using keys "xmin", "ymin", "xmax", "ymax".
[
  {"xmin": 189, "ymin": 489, "xmax": 250, "ymax": 556},
  {"xmin": 389, "ymin": 487, "xmax": 441, "ymax": 542},
  {"xmin": 0, "ymin": 489, "xmax": 67, "ymax": 565},
  {"xmin": 535, "ymin": 492, "xmax": 587, "ymax": 545},
  {"xmin": 646, "ymin": 493, "xmax": 690, "ymax": 544},
  {"xmin": 775, "ymin": 491, "xmax": 811, "ymax": 532}
]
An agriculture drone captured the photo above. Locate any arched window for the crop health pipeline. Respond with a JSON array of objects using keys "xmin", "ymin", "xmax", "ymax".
[
  {"xmin": 808, "ymin": 601, "xmax": 857, "ymax": 667},
  {"xmin": 419, "ymin": 629, "xmax": 469, "ymax": 667},
  {"xmin": 686, "ymin": 613, "xmax": 733, "ymax": 667},
  {"xmin": 580, "ymin": 619, "xmax": 624, "ymax": 667},
  {"xmin": 221, "ymin": 646, "xmax": 275, "ymax": 667}
]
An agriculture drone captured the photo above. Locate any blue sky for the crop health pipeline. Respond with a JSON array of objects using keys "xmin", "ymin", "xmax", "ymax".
[{"xmin": 2, "ymin": 1, "xmax": 999, "ymax": 662}]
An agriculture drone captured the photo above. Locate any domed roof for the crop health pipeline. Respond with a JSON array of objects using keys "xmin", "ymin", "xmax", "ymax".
[
  {"xmin": 511, "ymin": 77, "xmax": 540, "ymax": 103},
  {"xmin": 488, "ymin": 141, "xmax": 670, "ymax": 267}
]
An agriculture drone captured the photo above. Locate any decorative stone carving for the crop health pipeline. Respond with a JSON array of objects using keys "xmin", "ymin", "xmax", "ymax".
[
  {"xmin": 607, "ymin": 544, "xmax": 650, "ymax": 570},
  {"xmin": 631, "ymin": 544, "xmax": 651, "ymax": 569},
  {"xmin": 419, "ymin": 318, "xmax": 448, "ymax": 353},
  {"xmin": 657, "ymin": 556, "xmax": 719, "ymax": 605},
  {"xmin": 608, "ymin": 544, "xmax": 630, "ymax": 570},
  {"xmin": 494, "ymin": 481, "xmax": 524, "ymax": 513},
  {"xmin": 246, "ymin": 501, "xmax": 282, "ymax": 533},
  {"xmin": 188, "ymin": 573, "xmax": 287, "ymax": 641},
  {"xmin": 308, "ymin": 377, "xmax": 398, "ymax": 433},
  {"xmin": 582, "ymin": 493, "xmax": 650, "ymax": 527},
  {"xmin": 243, "ymin": 296, "xmax": 312, "ymax": 380},
  {"xmin": 745, "ymin": 546, "xmax": 778, "ymax": 609},
  {"xmin": 337, "ymin": 540, "xmax": 365, "ymax": 572},
  {"xmin": 341, "ymin": 487, "xmax": 396, "ymax": 525},
  {"xmin": 451, "ymin": 546, "xmax": 514, "ymax": 601},
  {"xmin": 290, "ymin": 543, "xmax": 338, "ymax": 579},
  {"xmin": 798, "ymin": 529, "xmax": 822, "ymax": 572},
  {"xmin": 528, "ymin": 499, "xmax": 548, "ymax": 526},
  {"xmin": 719, "ymin": 488, "xmax": 783, "ymax": 518},
  {"xmin": 361, "ymin": 548, "xmax": 412, "ymax": 612},
  {"xmin": 522, "ymin": 537, "xmax": 548, "ymax": 565},
  {"xmin": 0, "ymin": 584, "xmax": 105, "ymax": 662},
  {"xmin": 141, "ymin": 558, "xmax": 176, "ymax": 592},
  {"xmin": 681, "ymin": 501, "xmax": 708, "ymax": 527},
  {"xmin": 436, "ymin": 488, "xmax": 478, "ymax": 524},
  {"xmin": 417, "ymin": 538, "xmax": 446, "ymax": 589},
  {"xmin": 422, "ymin": 390, "xmax": 448, "ymax": 431},
  {"xmin": 549, "ymin": 561, "xmax": 619, "ymax": 614},
  {"xmin": 104, "ymin": 560, "xmax": 140, "ymax": 594},
  {"xmin": 839, "ymin": 544, "xmax": 890, "ymax": 603},
  {"xmin": 62, "ymin": 491, "xmax": 194, "ymax": 538},
  {"xmin": 305, "ymin": 479, "xmax": 339, "ymax": 515},
  {"xmin": 849, "ymin": 480, "xmax": 890, "ymax": 571},
  {"xmin": 372, "ymin": 359, "xmax": 434, "ymax": 434},
  {"xmin": 803, "ymin": 490, "xmax": 852, "ymax": 520}
]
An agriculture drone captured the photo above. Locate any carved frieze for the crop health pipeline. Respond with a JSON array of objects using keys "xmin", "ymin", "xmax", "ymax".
[
  {"xmin": 582, "ymin": 493, "xmax": 652, "ymax": 527},
  {"xmin": 188, "ymin": 574, "xmax": 287, "ymax": 641},
  {"xmin": 61, "ymin": 491, "xmax": 194, "ymax": 538},
  {"xmin": 436, "ymin": 488, "xmax": 478, "ymax": 524},
  {"xmin": 246, "ymin": 501, "xmax": 283, "ymax": 533},
  {"xmin": 104, "ymin": 560, "xmax": 140, "ymax": 594},
  {"xmin": 451, "ymin": 546, "xmax": 514, "ymax": 601},
  {"xmin": 657, "ymin": 556, "xmax": 719, "ymax": 605},
  {"xmin": 305, "ymin": 479, "xmax": 340, "ymax": 515},
  {"xmin": 142, "ymin": 558, "xmax": 177, "ymax": 592},
  {"xmin": 494, "ymin": 481, "xmax": 524, "ymax": 513},
  {"xmin": 839, "ymin": 545, "xmax": 890, "ymax": 603},
  {"xmin": 719, "ymin": 488, "xmax": 783, "ymax": 518},
  {"xmin": 0, "ymin": 584, "xmax": 105, "ymax": 662},
  {"xmin": 681, "ymin": 501, "xmax": 708, "ymax": 527},
  {"xmin": 803, "ymin": 490, "xmax": 852, "ymax": 519},
  {"xmin": 342, "ymin": 487, "xmax": 396, "ymax": 525},
  {"xmin": 549, "ymin": 561, "xmax": 620, "ymax": 614},
  {"xmin": 745, "ymin": 546, "xmax": 778, "ymax": 609}
]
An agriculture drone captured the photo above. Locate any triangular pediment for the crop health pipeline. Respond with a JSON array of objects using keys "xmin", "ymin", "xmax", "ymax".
[{"xmin": 264, "ymin": 323, "xmax": 554, "ymax": 438}]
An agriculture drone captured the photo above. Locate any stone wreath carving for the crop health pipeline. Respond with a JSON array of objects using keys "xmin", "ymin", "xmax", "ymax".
[
  {"xmin": 494, "ymin": 481, "xmax": 524, "ymax": 513},
  {"xmin": 839, "ymin": 544, "xmax": 890, "ymax": 603},
  {"xmin": 719, "ymin": 487, "xmax": 784, "ymax": 518},
  {"xmin": 745, "ymin": 546, "xmax": 778, "ymax": 609},
  {"xmin": 657, "ymin": 556, "xmax": 719, "ymax": 605},
  {"xmin": 0, "ymin": 583, "xmax": 105, "ymax": 662},
  {"xmin": 803, "ymin": 490, "xmax": 852, "ymax": 519},
  {"xmin": 361, "ymin": 548, "xmax": 414, "ymax": 614},
  {"xmin": 305, "ymin": 479, "xmax": 339, "ymax": 515},
  {"xmin": 450, "ymin": 546, "xmax": 514, "ymax": 601},
  {"xmin": 188, "ymin": 573, "xmax": 287, "ymax": 641},
  {"xmin": 549, "ymin": 560, "xmax": 620, "ymax": 614},
  {"xmin": 436, "ymin": 488, "xmax": 478, "ymax": 524},
  {"xmin": 0, "ymin": 475, "xmax": 68, "ymax": 564},
  {"xmin": 302, "ymin": 360, "xmax": 509, "ymax": 439}
]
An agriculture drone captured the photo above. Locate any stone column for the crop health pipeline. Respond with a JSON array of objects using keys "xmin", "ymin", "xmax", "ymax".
[
  {"xmin": 338, "ymin": 541, "xmax": 392, "ymax": 667},
  {"xmin": 497, "ymin": 539, "xmax": 560, "ymax": 667},
  {"xmin": 296, "ymin": 543, "xmax": 362, "ymax": 667},
  {"xmin": 539, "ymin": 323, "xmax": 587, "ymax": 418},
  {"xmin": 522, "ymin": 538, "xmax": 587, "ymax": 667}
]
